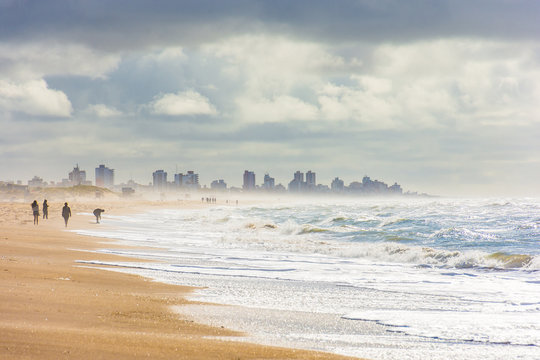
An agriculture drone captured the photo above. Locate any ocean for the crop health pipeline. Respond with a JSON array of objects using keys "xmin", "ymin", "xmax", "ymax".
[{"xmin": 75, "ymin": 197, "xmax": 540, "ymax": 359}]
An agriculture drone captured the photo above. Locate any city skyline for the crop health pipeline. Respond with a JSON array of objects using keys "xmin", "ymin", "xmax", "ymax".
[
  {"xmin": 1, "ymin": 1, "xmax": 539, "ymax": 197},
  {"xmin": 3, "ymin": 163, "xmax": 407, "ymax": 195}
]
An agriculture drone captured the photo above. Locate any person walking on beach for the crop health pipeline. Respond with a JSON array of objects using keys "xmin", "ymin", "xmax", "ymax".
[
  {"xmin": 93, "ymin": 208, "xmax": 105, "ymax": 224},
  {"xmin": 62, "ymin": 202, "xmax": 71, "ymax": 227},
  {"xmin": 31, "ymin": 200, "xmax": 39, "ymax": 225},
  {"xmin": 42, "ymin": 199, "xmax": 49, "ymax": 219}
]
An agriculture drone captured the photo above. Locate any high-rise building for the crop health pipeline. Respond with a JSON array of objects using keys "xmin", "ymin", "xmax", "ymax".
[
  {"xmin": 184, "ymin": 171, "xmax": 199, "ymax": 189},
  {"xmin": 211, "ymin": 179, "xmax": 227, "ymax": 190},
  {"xmin": 153, "ymin": 170, "xmax": 167, "ymax": 191},
  {"xmin": 306, "ymin": 171, "xmax": 316, "ymax": 188},
  {"xmin": 174, "ymin": 173, "xmax": 182, "ymax": 187},
  {"xmin": 243, "ymin": 170, "xmax": 256, "ymax": 190},
  {"xmin": 69, "ymin": 164, "xmax": 86, "ymax": 185},
  {"xmin": 288, "ymin": 171, "xmax": 304, "ymax": 192},
  {"xmin": 175, "ymin": 170, "xmax": 200, "ymax": 189},
  {"xmin": 263, "ymin": 173, "xmax": 275, "ymax": 189},
  {"xmin": 331, "ymin": 177, "xmax": 344, "ymax": 192},
  {"xmin": 95, "ymin": 164, "xmax": 114, "ymax": 188}
]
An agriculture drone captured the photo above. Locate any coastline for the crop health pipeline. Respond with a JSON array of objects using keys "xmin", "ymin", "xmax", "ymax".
[{"xmin": 0, "ymin": 200, "xmax": 360, "ymax": 360}]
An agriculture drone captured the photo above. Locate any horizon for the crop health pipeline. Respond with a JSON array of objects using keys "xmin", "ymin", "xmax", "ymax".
[
  {"xmin": 2, "ymin": 164, "xmax": 412, "ymax": 193},
  {"xmin": 1, "ymin": 1, "xmax": 539, "ymax": 198}
]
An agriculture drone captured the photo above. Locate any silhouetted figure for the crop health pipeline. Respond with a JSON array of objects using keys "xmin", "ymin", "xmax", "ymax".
[
  {"xmin": 42, "ymin": 200, "xmax": 49, "ymax": 219},
  {"xmin": 62, "ymin": 202, "xmax": 71, "ymax": 227},
  {"xmin": 31, "ymin": 200, "xmax": 39, "ymax": 225},
  {"xmin": 93, "ymin": 208, "xmax": 105, "ymax": 224}
]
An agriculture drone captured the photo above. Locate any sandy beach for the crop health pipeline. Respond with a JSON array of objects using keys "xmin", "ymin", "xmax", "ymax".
[{"xmin": 0, "ymin": 200, "xmax": 360, "ymax": 360}]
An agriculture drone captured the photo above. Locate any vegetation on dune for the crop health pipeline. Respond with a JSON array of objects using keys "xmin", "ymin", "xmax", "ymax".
[
  {"xmin": 0, "ymin": 185, "xmax": 119, "ymax": 201},
  {"xmin": 42, "ymin": 185, "xmax": 116, "ymax": 197}
]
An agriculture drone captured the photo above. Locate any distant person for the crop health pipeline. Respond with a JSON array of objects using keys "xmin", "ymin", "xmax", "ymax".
[
  {"xmin": 93, "ymin": 208, "xmax": 105, "ymax": 224},
  {"xmin": 62, "ymin": 202, "xmax": 71, "ymax": 227},
  {"xmin": 42, "ymin": 199, "xmax": 49, "ymax": 219},
  {"xmin": 31, "ymin": 200, "xmax": 39, "ymax": 225}
]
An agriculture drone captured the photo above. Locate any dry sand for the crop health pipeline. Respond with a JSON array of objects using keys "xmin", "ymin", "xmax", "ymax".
[{"xmin": 0, "ymin": 200, "xmax": 361, "ymax": 359}]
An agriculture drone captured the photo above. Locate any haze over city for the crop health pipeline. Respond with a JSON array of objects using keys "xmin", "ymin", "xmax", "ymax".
[{"xmin": 1, "ymin": 1, "xmax": 539, "ymax": 197}]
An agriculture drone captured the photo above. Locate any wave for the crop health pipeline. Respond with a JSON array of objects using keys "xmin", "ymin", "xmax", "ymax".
[
  {"xmin": 112, "ymin": 201, "xmax": 540, "ymax": 274},
  {"xmin": 487, "ymin": 252, "xmax": 534, "ymax": 268},
  {"xmin": 379, "ymin": 218, "xmax": 417, "ymax": 227},
  {"xmin": 429, "ymin": 227, "xmax": 497, "ymax": 241},
  {"xmin": 299, "ymin": 226, "xmax": 329, "ymax": 234},
  {"xmin": 342, "ymin": 242, "xmax": 539, "ymax": 270},
  {"xmin": 217, "ymin": 221, "xmax": 539, "ymax": 271},
  {"xmin": 206, "ymin": 216, "xmax": 539, "ymax": 271}
]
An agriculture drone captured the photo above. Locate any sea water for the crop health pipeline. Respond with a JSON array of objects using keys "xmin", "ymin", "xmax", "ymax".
[{"xmin": 75, "ymin": 197, "xmax": 540, "ymax": 359}]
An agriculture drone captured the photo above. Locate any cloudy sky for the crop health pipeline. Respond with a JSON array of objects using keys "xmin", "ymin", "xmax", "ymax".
[{"xmin": 1, "ymin": 0, "xmax": 539, "ymax": 196}]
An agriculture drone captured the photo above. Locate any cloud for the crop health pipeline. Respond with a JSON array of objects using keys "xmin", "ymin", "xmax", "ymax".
[
  {"xmin": 0, "ymin": 79, "xmax": 72, "ymax": 117},
  {"xmin": 316, "ymin": 82, "xmax": 398, "ymax": 127},
  {"xmin": 312, "ymin": 39, "xmax": 540, "ymax": 129},
  {"xmin": 138, "ymin": 47, "xmax": 186, "ymax": 64},
  {"xmin": 204, "ymin": 34, "xmax": 356, "ymax": 96},
  {"xmin": 0, "ymin": 41, "xmax": 120, "ymax": 81},
  {"xmin": 150, "ymin": 90, "xmax": 217, "ymax": 116},
  {"xmin": 0, "ymin": 41, "xmax": 118, "ymax": 118},
  {"xmin": 84, "ymin": 104, "xmax": 122, "ymax": 118},
  {"xmin": 236, "ymin": 95, "xmax": 318, "ymax": 123}
]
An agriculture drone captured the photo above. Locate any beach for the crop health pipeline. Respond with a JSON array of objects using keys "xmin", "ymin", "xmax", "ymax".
[{"xmin": 0, "ymin": 200, "xmax": 358, "ymax": 360}]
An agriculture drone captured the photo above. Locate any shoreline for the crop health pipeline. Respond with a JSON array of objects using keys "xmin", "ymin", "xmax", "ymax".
[{"xmin": 0, "ymin": 200, "xmax": 360, "ymax": 359}]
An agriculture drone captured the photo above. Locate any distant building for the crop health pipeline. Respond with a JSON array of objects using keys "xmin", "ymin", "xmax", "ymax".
[
  {"xmin": 243, "ymin": 170, "xmax": 256, "ymax": 190},
  {"xmin": 348, "ymin": 181, "xmax": 363, "ymax": 191},
  {"xmin": 95, "ymin": 164, "xmax": 114, "ymax": 188},
  {"xmin": 316, "ymin": 184, "xmax": 330, "ymax": 192},
  {"xmin": 28, "ymin": 176, "xmax": 46, "ymax": 188},
  {"xmin": 174, "ymin": 174, "xmax": 182, "ymax": 187},
  {"xmin": 331, "ymin": 177, "xmax": 344, "ymax": 192},
  {"xmin": 275, "ymin": 183, "xmax": 286, "ymax": 192},
  {"xmin": 69, "ymin": 164, "xmax": 86, "ymax": 185},
  {"xmin": 262, "ymin": 174, "xmax": 275, "ymax": 190},
  {"xmin": 175, "ymin": 170, "xmax": 200, "ymax": 189},
  {"xmin": 288, "ymin": 171, "xmax": 304, "ymax": 192},
  {"xmin": 211, "ymin": 179, "xmax": 227, "ymax": 190},
  {"xmin": 389, "ymin": 182, "xmax": 403, "ymax": 195},
  {"xmin": 153, "ymin": 170, "xmax": 168, "ymax": 191},
  {"xmin": 361, "ymin": 176, "xmax": 388, "ymax": 194},
  {"xmin": 186, "ymin": 171, "xmax": 199, "ymax": 188},
  {"xmin": 306, "ymin": 171, "xmax": 316, "ymax": 189}
]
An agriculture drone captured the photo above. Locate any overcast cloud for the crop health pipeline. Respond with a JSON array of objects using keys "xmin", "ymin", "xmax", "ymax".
[{"xmin": 0, "ymin": 0, "xmax": 539, "ymax": 196}]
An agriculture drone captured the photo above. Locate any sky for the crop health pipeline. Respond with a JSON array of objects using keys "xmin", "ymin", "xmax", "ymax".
[{"xmin": 1, "ymin": 0, "xmax": 539, "ymax": 196}]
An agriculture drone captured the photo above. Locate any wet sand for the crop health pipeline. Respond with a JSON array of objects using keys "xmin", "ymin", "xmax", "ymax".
[{"xmin": 0, "ymin": 200, "xmax": 360, "ymax": 359}]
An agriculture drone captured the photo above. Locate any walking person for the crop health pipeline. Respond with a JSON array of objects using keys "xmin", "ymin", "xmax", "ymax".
[
  {"xmin": 31, "ymin": 200, "xmax": 39, "ymax": 225},
  {"xmin": 42, "ymin": 199, "xmax": 49, "ymax": 219},
  {"xmin": 62, "ymin": 202, "xmax": 71, "ymax": 227}
]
